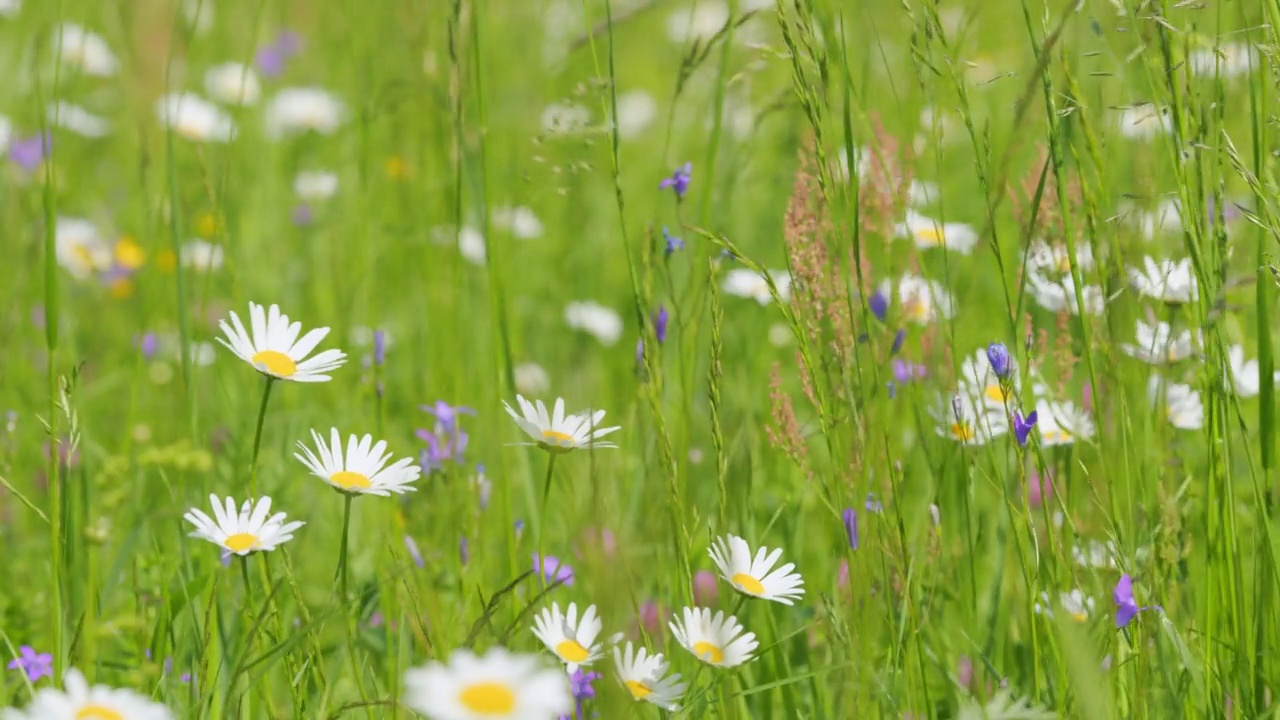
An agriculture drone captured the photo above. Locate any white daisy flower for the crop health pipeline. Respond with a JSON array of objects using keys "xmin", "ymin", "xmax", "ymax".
[
  {"xmin": 1072, "ymin": 540, "xmax": 1118, "ymax": 570},
  {"xmin": 708, "ymin": 534, "xmax": 805, "ymax": 605},
  {"xmin": 491, "ymin": 206, "xmax": 544, "ymax": 239},
  {"xmin": 540, "ymin": 102, "xmax": 590, "ymax": 135},
  {"xmin": 47, "ymin": 101, "xmax": 111, "ymax": 138},
  {"xmin": 156, "ymin": 92, "xmax": 237, "ymax": 142},
  {"xmin": 513, "ymin": 362, "xmax": 550, "ymax": 396},
  {"xmin": 1121, "ymin": 319, "xmax": 1199, "ymax": 365},
  {"xmin": 1115, "ymin": 104, "xmax": 1171, "ymax": 139},
  {"xmin": 264, "ymin": 87, "xmax": 345, "ymax": 138},
  {"xmin": 669, "ymin": 607, "xmax": 758, "ymax": 668},
  {"xmin": 294, "ymin": 428, "xmax": 422, "ymax": 497},
  {"xmin": 1036, "ymin": 399, "xmax": 1094, "ymax": 446},
  {"xmin": 502, "ymin": 395, "xmax": 620, "ymax": 453},
  {"xmin": 1189, "ymin": 42, "xmax": 1257, "ymax": 79},
  {"xmin": 55, "ymin": 217, "xmax": 112, "ymax": 280},
  {"xmin": 1226, "ymin": 344, "xmax": 1280, "ymax": 398},
  {"xmin": 1121, "ymin": 198, "xmax": 1183, "ymax": 240},
  {"xmin": 1034, "ymin": 589, "xmax": 1095, "ymax": 622},
  {"xmin": 1025, "ymin": 273, "xmax": 1105, "ymax": 316},
  {"xmin": 54, "ymin": 24, "xmax": 118, "ymax": 76},
  {"xmin": 1128, "ymin": 256, "xmax": 1197, "ymax": 304},
  {"xmin": 933, "ymin": 394, "xmax": 1008, "ymax": 445},
  {"xmin": 215, "ymin": 301, "xmax": 347, "ymax": 382},
  {"xmin": 564, "ymin": 301, "xmax": 623, "ymax": 346},
  {"xmin": 615, "ymin": 90, "xmax": 657, "ymax": 139},
  {"xmin": 722, "ymin": 268, "xmax": 792, "ymax": 305},
  {"xmin": 402, "ymin": 648, "xmax": 572, "ymax": 720},
  {"xmin": 204, "ymin": 62, "xmax": 262, "ymax": 105},
  {"xmin": 180, "ymin": 239, "xmax": 224, "ymax": 272},
  {"xmin": 294, "ymin": 170, "xmax": 339, "ymax": 202},
  {"xmin": 1, "ymin": 668, "xmax": 173, "ymax": 720},
  {"xmin": 1149, "ymin": 376, "xmax": 1204, "ymax": 430},
  {"xmin": 958, "ymin": 348, "xmax": 1019, "ymax": 410},
  {"xmin": 613, "ymin": 642, "xmax": 686, "ymax": 711},
  {"xmin": 1025, "ymin": 240, "xmax": 1096, "ymax": 277},
  {"xmin": 666, "ymin": 2, "xmax": 729, "ymax": 43},
  {"xmin": 183, "ymin": 494, "xmax": 304, "ymax": 556},
  {"xmin": 530, "ymin": 602, "xmax": 603, "ymax": 672},
  {"xmin": 458, "ymin": 226, "xmax": 487, "ymax": 265},
  {"xmin": 881, "ymin": 273, "xmax": 955, "ymax": 325},
  {"xmin": 895, "ymin": 209, "xmax": 979, "ymax": 253}
]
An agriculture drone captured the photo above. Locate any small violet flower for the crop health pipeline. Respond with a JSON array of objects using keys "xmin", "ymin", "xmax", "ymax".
[
  {"xmin": 662, "ymin": 226, "xmax": 685, "ymax": 257},
  {"xmin": 532, "ymin": 553, "xmax": 574, "ymax": 586},
  {"xmin": 987, "ymin": 342, "xmax": 1012, "ymax": 379},
  {"xmin": 1114, "ymin": 573, "xmax": 1160, "ymax": 628},
  {"xmin": 659, "ymin": 162, "xmax": 692, "ymax": 200},
  {"xmin": 7, "ymin": 646, "xmax": 53, "ymax": 681},
  {"xmin": 1013, "ymin": 409, "xmax": 1038, "ymax": 447},
  {"xmin": 138, "ymin": 332, "xmax": 159, "ymax": 359},
  {"xmin": 842, "ymin": 507, "xmax": 858, "ymax": 550},
  {"xmin": 865, "ymin": 492, "xmax": 884, "ymax": 513},
  {"xmin": 9, "ymin": 133, "xmax": 51, "ymax": 172},
  {"xmin": 890, "ymin": 329, "xmax": 906, "ymax": 356},
  {"xmin": 868, "ymin": 290, "xmax": 889, "ymax": 323},
  {"xmin": 654, "ymin": 306, "xmax": 670, "ymax": 344},
  {"xmin": 256, "ymin": 30, "xmax": 302, "ymax": 77},
  {"xmin": 373, "ymin": 330, "xmax": 386, "ymax": 366}
]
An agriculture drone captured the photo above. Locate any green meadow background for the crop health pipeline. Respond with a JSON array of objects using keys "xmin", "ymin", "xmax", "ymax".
[{"xmin": 3, "ymin": 0, "xmax": 1280, "ymax": 717}]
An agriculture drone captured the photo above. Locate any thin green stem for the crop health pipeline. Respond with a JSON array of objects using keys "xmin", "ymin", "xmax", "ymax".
[
  {"xmin": 248, "ymin": 377, "xmax": 275, "ymax": 497},
  {"xmin": 536, "ymin": 453, "xmax": 558, "ymax": 589},
  {"xmin": 337, "ymin": 494, "xmax": 354, "ymax": 602}
]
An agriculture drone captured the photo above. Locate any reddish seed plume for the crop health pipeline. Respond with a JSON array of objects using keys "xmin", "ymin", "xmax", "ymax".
[
  {"xmin": 857, "ymin": 114, "xmax": 914, "ymax": 240},
  {"xmin": 766, "ymin": 362, "xmax": 812, "ymax": 480}
]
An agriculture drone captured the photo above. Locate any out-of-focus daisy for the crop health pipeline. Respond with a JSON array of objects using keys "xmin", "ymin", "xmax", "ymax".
[
  {"xmin": 1, "ymin": 668, "xmax": 172, "ymax": 719},
  {"xmin": 669, "ymin": 607, "xmax": 757, "ymax": 668},
  {"xmin": 491, "ymin": 206, "xmax": 543, "ymax": 239},
  {"xmin": 1189, "ymin": 42, "xmax": 1257, "ymax": 79},
  {"xmin": 958, "ymin": 348, "xmax": 1018, "ymax": 410},
  {"xmin": 615, "ymin": 90, "xmax": 657, "ymax": 139},
  {"xmin": 1026, "ymin": 274, "xmax": 1105, "ymax": 315},
  {"xmin": 540, "ymin": 102, "xmax": 590, "ymax": 135},
  {"xmin": 722, "ymin": 268, "xmax": 792, "ymax": 304},
  {"xmin": 402, "ymin": 648, "xmax": 572, "ymax": 720},
  {"xmin": 294, "ymin": 170, "xmax": 339, "ymax": 202},
  {"xmin": 457, "ymin": 226, "xmax": 487, "ymax": 265},
  {"xmin": 1121, "ymin": 198, "xmax": 1183, "ymax": 240},
  {"xmin": 157, "ymin": 93, "xmax": 236, "ymax": 142},
  {"xmin": 564, "ymin": 301, "xmax": 623, "ymax": 346},
  {"xmin": 1035, "ymin": 589, "xmax": 1095, "ymax": 622},
  {"xmin": 1122, "ymin": 320, "xmax": 1199, "ymax": 365},
  {"xmin": 1035, "ymin": 399, "xmax": 1094, "ymax": 446},
  {"xmin": 184, "ymin": 494, "xmax": 303, "ymax": 556},
  {"xmin": 180, "ymin": 239, "xmax": 224, "ymax": 272},
  {"xmin": 54, "ymin": 24, "xmax": 118, "ymax": 76},
  {"xmin": 908, "ymin": 179, "xmax": 939, "ymax": 206},
  {"xmin": 502, "ymin": 395, "xmax": 620, "ymax": 453},
  {"xmin": 47, "ymin": 101, "xmax": 111, "ymax": 138},
  {"xmin": 1026, "ymin": 240, "xmax": 1096, "ymax": 277},
  {"xmin": 0, "ymin": 0, "xmax": 20, "ymax": 18},
  {"xmin": 666, "ymin": 2, "xmax": 729, "ymax": 43},
  {"xmin": 1128, "ymin": 256, "xmax": 1197, "ymax": 304},
  {"xmin": 55, "ymin": 217, "xmax": 112, "ymax": 280},
  {"xmin": 895, "ymin": 210, "xmax": 979, "ymax": 253},
  {"xmin": 216, "ymin": 301, "xmax": 347, "ymax": 382},
  {"xmin": 204, "ymin": 62, "xmax": 262, "ymax": 105},
  {"xmin": 1149, "ymin": 377, "xmax": 1204, "ymax": 430},
  {"xmin": 514, "ymin": 362, "xmax": 550, "ymax": 395},
  {"xmin": 1226, "ymin": 344, "xmax": 1280, "ymax": 398},
  {"xmin": 881, "ymin": 273, "xmax": 955, "ymax": 325},
  {"xmin": 933, "ymin": 394, "xmax": 1008, "ymax": 445},
  {"xmin": 708, "ymin": 534, "xmax": 804, "ymax": 605},
  {"xmin": 189, "ymin": 341, "xmax": 217, "ymax": 366},
  {"xmin": 613, "ymin": 642, "xmax": 686, "ymax": 711},
  {"xmin": 294, "ymin": 428, "xmax": 422, "ymax": 496},
  {"xmin": 1115, "ymin": 104, "xmax": 1171, "ymax": 139},
  {"xmin": 264, "ymin": 87, "xmax": 345, "ymax": 138},
  {"xmin": 1072, "ymin": 539, "xmax": 1118, "ymax": 570},
  {"xmin": 531, "ymin": 602, "xmax": 603, "ymax": 673}
]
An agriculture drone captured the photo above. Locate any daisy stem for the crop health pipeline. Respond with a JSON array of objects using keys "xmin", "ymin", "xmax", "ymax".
[
  {"xmin": 338, "ymin": 494, "xmax": 354, "ymax": 602},
  {"xmin": 248, "ymin": 377, "xmax": 275, "ymax": 497},
  {"xmin": 536, "ymin": 454, "xmax": 557, "ymax": 589}
]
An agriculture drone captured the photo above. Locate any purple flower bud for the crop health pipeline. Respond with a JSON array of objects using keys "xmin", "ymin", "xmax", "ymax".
[
  {"xmin": 373, "ymin": 330, "xmax": 386, "ymax": 366},
  {"xmin": 138, "ymin": 332, "xmax": 159, "ymax": 358},
  {"xmin": 9, "ymin": 133, "xmax": 51, "ymax": 172},
  {"xmin": 842, "ymin": 507, "xmax": 858, "ymax": 550},
  {"xmin": 693, "ymin": 569, "xmax": 719, "ymax": 605},
  {"xmin": 890, "ymin": 329, "xmax": 906, "ymax": 356},
  {"xmin": 986, "ymin": 342, "xmax": 1012, "ymax": 379},
  {"xmin": 655, "ymin": 306, "xmax": 669, "ymax": 344},
  {"xmin": 868, "ymin": 291, "xmax": 889, "ymax": 322}
]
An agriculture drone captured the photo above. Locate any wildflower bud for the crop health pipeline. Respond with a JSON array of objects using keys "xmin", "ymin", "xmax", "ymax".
[
  {"xmin": 655, "ymin": 306, "xmax": 670, "ymax": 344},
  {"xmin": 373, "ymin": 330, "xmax": 386, "ymax": 366},
  {"xmin": 868, "ymin": 290, "xmax": 889, "ymax": 322},
  {"xmin": 693, "ymin": 570, "xmax": 719, "ymax": 605},
  {"xmin": 890, "ymin": 329, "xmax": 906, "ymax": 356},
  {"xmin": 986, "ymin": 342, "xmax": 1012, "ymax": 379},
  {"xmin": 842, "ymin": 508, "xmax": 858, "ymax": 550}
]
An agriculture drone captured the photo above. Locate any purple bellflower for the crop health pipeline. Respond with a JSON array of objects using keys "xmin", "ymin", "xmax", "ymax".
[
  {"xmin": 843, "ymin": 507, "xmax": 858, "ymax": 550},
  {"xmin": 1013, "ymin": 409, "xmax": 1038, "ymax": 447},
  {"xmin": 1114, "ymin": 573, "xmax": 1160, "ymax": 628},
  {"xmin": 256, "ymin": 30, "xmax": 302, "ymax": 77},
  {"xmin": 987, "ymin": 342, "xmax": 1012, "ymax": 379},
  {"xmin": 659, "ymin": 162, "xmax": 692, "ymax": 200},
  {"xmin": 7, "ymin": 646, "xmax": 53, "ymax": 681},
  {"xmin": 533, "ymin": 553, "xmax": 574, "ymax": 586},
  {"xmin": 663, "ymin": 226, "xmax": 685, "ymax": 257},
  {"xmin": 9, "ymin": 133, "xmax": 51, "ymax": 172},
  {"xmin": 868, "ymin": 290, "xmax": 889, "ymax": 322}
]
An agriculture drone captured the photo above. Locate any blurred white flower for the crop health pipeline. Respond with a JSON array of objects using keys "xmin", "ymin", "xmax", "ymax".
[
  {"xmin": 1072, "ymin": 540, "xmax": 1117, "ymax": 569},
  {"xmin": 933, "ymin": 394, "xmax": 1008, "ymax": 445},
  {"xmin": 264, "ymin": 87, "xmax": 345, "ymax": 138},
  {"xmin": 1122, "ymin": 320, "xmax": 1199, "ymax": 365},
  {"xmin": 895, "ymin": 210, "xmax": 978, "ymax": 253},
  {"xmin": 47, "ymin": 101, "xmax": 111, "ymax": 138},
  {"xmin": 55, "ymin": 217, "xmax": 112, "ymax": 280},
  {"xmin": 1115, "ymin": 105, "xmax": 1171, "ymax": 139},
  {"xmin": 156, "ymin": 93, "xmax": 236, "ymax": 142},
  {"xmin": 1226, "ymin": 344, "xmax": 1280, "ymax": 398},
  {"xmin": 0, "ymin": 0, "xmax": 19, "ymax": 18},
  {"xmin": 492, "ymin": 206, "xmax": 543, "ymax": 239},
  {"xmin": 908, "ymin": 180, "xmax": 939, "ymax": 206},
  {"xmin": 204, "ymin": 62, "xmax": 262, "ymax": 106},
  {"xmin": 1128, "ymin": 256, "xmax": 1198, "ymax": 304},
  {"xmin": 1149, "ymin": 376, "xmax": 1204, "ymax": 430},
  {"xmin": 615, "ymin": 90, "xmax": 657, "ymax": 139},
  {"xmin": 666, "ymin": 2, "xmax": 729, "ymax": 43},
  {"xmin": 294, "ymin": 171, "xmax": 339, "ymax": 202},
  {"xmin": 1026, "ymin": 240, "xmax": 1096, "ymax": 277},
  {"xmin": 881, "ymin": 273, "xmax": 955, "ymax": 325},
  {"xmin": 1025, "ymin": 275, "xmax": 1105, "ymax": 316},
  {"xmin": 183, "ymin": 0, "xmax": 214, "ymax": 35},
  {"xmin": 514, "ymin": 362, "xmax": 551, "ymax": 395},
  {"xmin": 0, "ymin": 114, "xmax": 12, "ymax": 154},
  {"xmin": 541, "ymin": 102, "xmax": 590, "ymax": 135},
  {"xmin": 1189, "ymin": 43, "xmax": 1257, "ymax": 79},
  {"xmin": 722, "ymin": 268, "xmax": 792, "ymax": 305},
  {"xmin": 565, "ymin": 301, "xmax": 623, "ymax": 346},
  {"xmin": 1122, "ymin": 198, "xmax": 1183, "ymax": 240},
  {"xmin": 1036, "ymin": 400, "xmax": 1094, "ymax": 446},
  {"xmin": 768, "ymin": 323, "xmax": 791, "ymax": 347},
  {"xmin": 458, "ymin": 226, "xmax": 486, "ymax": 265},
  {"xmin": 54, "ymin": 24, "xmax": 118, "ymax": 76},
  {"xmin": 189, "ymin": 341, "xmax": 217, "ymax": 366},
  {"xmin": 181, "ymin": 240, "xmax": 224, "ymax": 272}
]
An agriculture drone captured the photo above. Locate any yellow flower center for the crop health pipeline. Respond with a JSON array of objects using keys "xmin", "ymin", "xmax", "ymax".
[
  {"xmin": 197, "ymin": 213, "xmax": 219, "ymax": 238},
  {"xmin": 114, "ymin": 237, "xmax": 146, "ymax": 269},
  {"xmin": 251, "ymin": 350, "xmax": 297, "ymax": 377},
  {"xmin": 541, "ymin": 429, "xmax": 575, "ymax": 445},
  {"xmin": 1057, "ymin": 255, "xmax": 1072, "ymax": 273},
  {"xmin": 1069, "ymin": 611, "xmax": 1088, "ymax": 623},
  {"xmin": 458, "ymin": 681, "xmax": 516, "ymax": 714},
  {"xmin": 330, "ymin": 471, "xmax": 372, "ymax": 490},
  {"xmin": 984, "ymin": 383, "xmax": 1007, "ymax": 404},
  {"xmin": 916, "ymin": 226, "xmax": 946, "ymax": 245},
  {"xmin": 177, "ymin": 119, "xmax": 208, "ymax": 141},
  {"xmin": 1045, "ymin": 429, "xmax": 1072, "ymax": 443},
  {"xmin": 72, "ymin": 243, "xmax": 100, "ymax": 270},
  {"xmin": 625, "ymin": 679, "xmax": 653, "ymax": 699},
  {"xmin": 692, "ymin": 640, "xmax": 725, "ymax": 665},
  {"xmin": 951, "ymin": 422, "xmax": 975, "ymax": 442},
  {"xmin": 109, "ymin": 278, "xmax": 135, "ymax": 299},
  {"xmin": 903, "ymin": 298, "xmax": 929, "ymax": 322},
  {"xmin": 732, "ymin": 572, "xmax": 766, "ymax": 595},
  {"xmin": 555, "ymin": 639, "xmax": 591, "ymax": 663},
  {"xmin": 1166, "ymin": 347, "xmax": 1181, "ymax": 363},
  {"xmin": 224, "ymin": 533, "xmax": 258, "ymax": 553},
  {"xmin": 385, "ymin": 156, "xmax": 410, "ymax": 179},
  {"xmin": 76, "ymin": 705, "xmax": 124, "ymax": 720}
]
